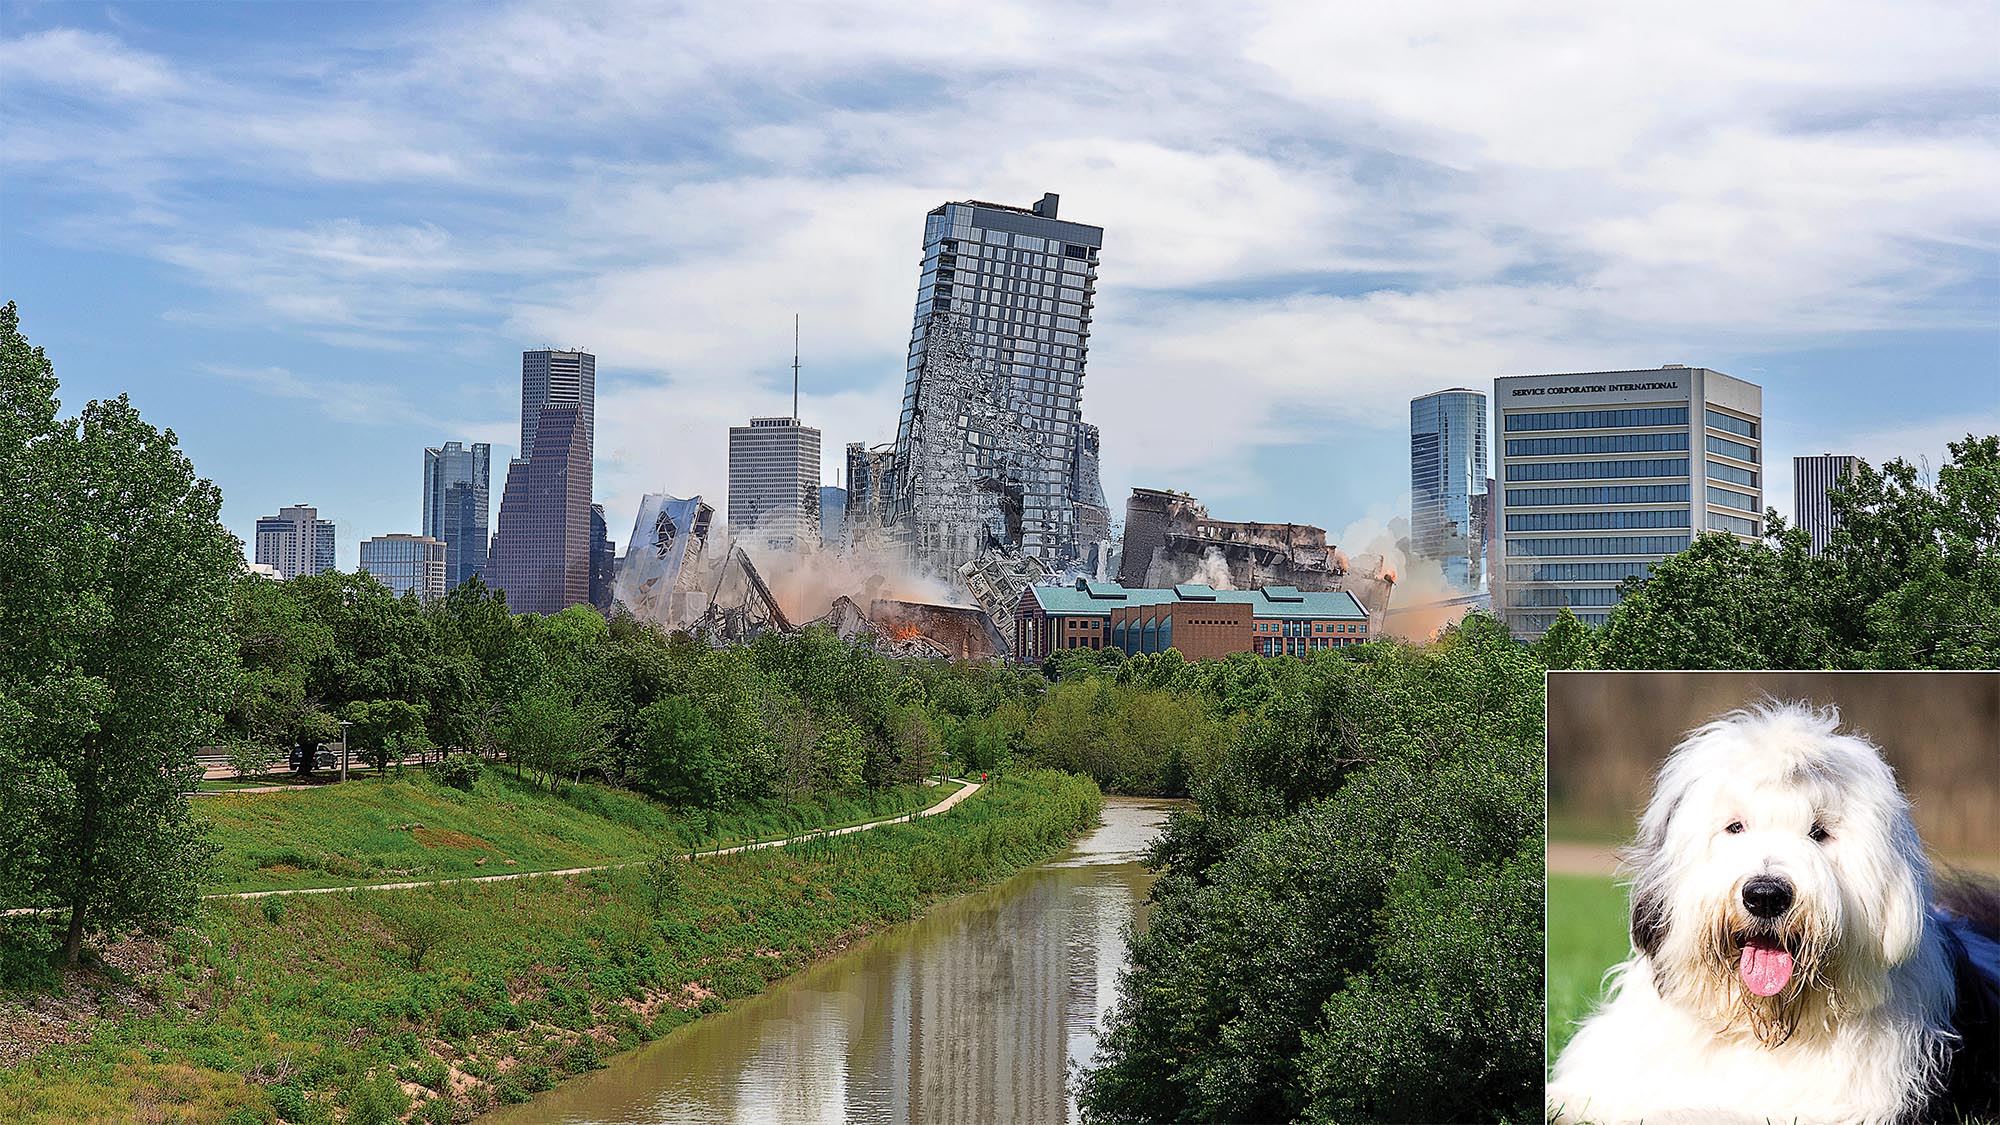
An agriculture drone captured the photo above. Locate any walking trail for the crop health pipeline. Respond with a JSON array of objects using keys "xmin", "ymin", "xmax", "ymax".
[{"xmin": 4, "ymin": 779, "xmax": 983, "ymax": 914}]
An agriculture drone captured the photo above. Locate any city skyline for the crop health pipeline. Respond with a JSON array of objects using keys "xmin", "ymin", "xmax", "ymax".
[{"xmin": 2, "ymin": 3, "xmax": 1993, "ymax": 571}]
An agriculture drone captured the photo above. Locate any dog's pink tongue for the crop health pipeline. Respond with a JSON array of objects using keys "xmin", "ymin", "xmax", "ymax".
[{"xmin": 1740, "ymin": 937, "xmax": 1793, "ymax": 997}]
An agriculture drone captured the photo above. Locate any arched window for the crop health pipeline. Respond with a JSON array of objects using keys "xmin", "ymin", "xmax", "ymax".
[{"xmin": 1160, "ymin": 614, "xmax": 1172, "ymax": 652}]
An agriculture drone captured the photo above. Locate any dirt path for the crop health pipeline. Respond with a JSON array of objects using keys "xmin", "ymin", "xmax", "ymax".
[{"xmin": 2, "ymin": 780, "xmax": 984, "ymax": 915}]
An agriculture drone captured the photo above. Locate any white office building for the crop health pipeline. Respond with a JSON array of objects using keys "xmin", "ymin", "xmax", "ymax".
[
  {"xmin": 728, "ymin": 416, "xmax": 821, "ymax": 550},
  {"xmin": 253, "ymin": 504, "xmax": 336, "ymax": 580},
  {"xmin": 1493, "ymin": 365, "xmax": 1763, "ymax": 639}
]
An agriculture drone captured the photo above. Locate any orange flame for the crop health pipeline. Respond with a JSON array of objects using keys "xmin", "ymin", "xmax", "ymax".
[{"xmin": 887, "ymin": 623, "xmax": 924, "ymax": 642}]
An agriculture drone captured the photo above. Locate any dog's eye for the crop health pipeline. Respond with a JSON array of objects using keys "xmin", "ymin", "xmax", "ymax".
[
  {"xmin": 1725, "ymin": 821, "xmax": 1744, "ymax": 835},
  {"xmin": 1809, "ymin": 823, "xmax": 1829, "ymax": 843}
]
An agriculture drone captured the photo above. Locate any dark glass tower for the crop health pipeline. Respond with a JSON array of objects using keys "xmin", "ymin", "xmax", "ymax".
[
  {"xmin": 422, "ymin": 441, "xmax": 490, "ymax": 590},
  {"xmin": 487, "ymin": 350, "xmax": 596, "ymax": 614}
]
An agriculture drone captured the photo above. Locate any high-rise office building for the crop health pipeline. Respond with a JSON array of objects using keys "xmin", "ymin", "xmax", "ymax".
[
  {"xmin": 1794, "ymin": 454, "xmax": 1858, "ymax": 557},
  {"xmin": 1493, "ymin": 365, "xmax": 1762, "ymax": 639},
  {"xmin": 728, "ymin": 416, "xmax": 821, "ymax": 550},
  {"xmin": 358, "ymin": 534, "xmax": 448, "ymax": 602},
  {"xmin": 487, "ymin": 350, "xmax": 596, "ymax": 614},
  {"xmin": 422, "ymin": 441, "xmax": 490, "ymax": 590},
  {"xmin": 1410, "ymin": 389, "xmax": 1491, "ymax": 592},
  {"xmin": 844, "ymin": 441, "xmax": 895, "ymax": 548},
  {"xmin": 589, "ymin": 503, "xmax": 615, "ymax": 611},
  {"xmin": 887, "ymin": 192, "xmax": 1104, "ymax": 574},
  {"xmin": 253, "ymin": 504, "xmax": 335, "ymax": 580}
]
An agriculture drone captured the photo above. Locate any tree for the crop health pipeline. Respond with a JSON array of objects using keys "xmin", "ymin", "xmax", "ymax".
[
  {"xmin": 343, "ymin": 699, "xmax": 432, "ymax": 774},
  {"xmin": 0, "ymin": 303, "xmax": 234, "ymax": 963},
  {"xmin": 1532, "ymin": 607, "xmax": 1598, "ymax": 670},
  {"xmin": 632, "ymin": 695, "xmax": 726, "ymax": 807}
]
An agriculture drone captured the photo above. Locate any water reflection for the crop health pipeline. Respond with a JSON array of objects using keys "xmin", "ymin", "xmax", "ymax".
[{"xmin": 489, "ymin": 798, "xmax": 1175, "ymax": 1125}]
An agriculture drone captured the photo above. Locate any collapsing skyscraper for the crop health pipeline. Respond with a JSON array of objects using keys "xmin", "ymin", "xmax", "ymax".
[{"xmin": 883, "ymin": 193, "xmax": 1106, "ymax": 577}]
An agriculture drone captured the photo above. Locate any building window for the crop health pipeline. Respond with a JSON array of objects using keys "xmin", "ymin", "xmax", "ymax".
[
  {"xmin": 1503, "ymin": 407, "xmax": 1689, "ymax": 432},
  {"xmin": 1505, "ymin": 459, "xmax": 1689, "ymax": 482},
  {"xmin": 1706, "ymin": 462, "xmax": 1758, "ymax": 487},
  {"xmin": 1706, "ymin": 435, "xmax": 1759, "ymax": 464},
  {"xmin": 1504, "ymin": 535, "xmax": 1693, "ymax": 557},
  {"xmin": 1705, "ymin": 409, "xmax": 1758, "ymax": 438}
]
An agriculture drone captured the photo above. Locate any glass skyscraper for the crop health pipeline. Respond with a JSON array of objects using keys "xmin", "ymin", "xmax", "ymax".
[
  {"xmin": 487, "ymin": 350, "xmax": 596, "ymax": 614},
  {"xmin": 888, "ymin": 193, "xmax": 1104, "ymax": 574},
  {"xmin": 358, "ymin": 534, "xmax": 448, "ymax": 602},
  {"xmin": 1493, "ymin": 365, "xmax": 1762, "ymax": 639},
  {"xmin": 422, "ymin": 440, "xmax": 490, "ymax": 590},
  {"xmin": 1410, "ymin": 389, "xmax": 1490, "ymax": 592}
]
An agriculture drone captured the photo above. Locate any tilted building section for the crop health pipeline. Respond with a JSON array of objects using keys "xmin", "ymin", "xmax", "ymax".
[{"xmin": 1117, "ymin": 487, "xmax": 1349, "ymax": 594}]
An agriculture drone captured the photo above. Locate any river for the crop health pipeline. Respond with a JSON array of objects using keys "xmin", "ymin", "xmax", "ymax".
[{"xmin": 487, "ymin": 796, "xmax": 1176, "ymax": 1125}]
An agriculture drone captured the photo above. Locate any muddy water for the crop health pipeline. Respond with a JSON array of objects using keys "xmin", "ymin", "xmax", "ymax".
[{"xmin": 487, "ymin": 797, "xmax": 1176, "ymax": 1125}]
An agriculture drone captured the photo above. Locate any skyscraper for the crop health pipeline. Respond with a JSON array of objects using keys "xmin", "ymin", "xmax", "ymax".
[
  {"xmin": 253, "ymin": 504, "xmax": 335, "ymax": 580},
  {"xmin": 589, "ymin": 503, "xmax": 615, "ymax": 611},
  {"xmin": 1410, "ymin": 389, "xmax": 1490, "ymax": 591},
  {"xmin": 358, "ymin": 534, "xmax": 448, "ymax": 602},
  {"xmin": 486, "ymin": 350, "xmax": 596, "ymax": 614},
  {"xmin": 728, "ymin": 416, "xmax": 821, "ymax": 550},
  {"xmin": 1794, "ymin": 454, "xmax": 1858, "ymax": 557},
  {"xmin": 1493, "ymin": 365, "xmax": 1762, "ymax": 639},
  {"xmin": 422, "ymin": 441, "xmax": 490, "ymax": 590},
  {"xmin": 844, "ymin": 441, "xmax": 896, "ymax": 548},
  {"xmin": 887, "ymin": 192, "xmax": 1104, "ymax": 574},
  {"xmin": 818, "ymin": 486, "xmax": 847, "ymax": 546}
]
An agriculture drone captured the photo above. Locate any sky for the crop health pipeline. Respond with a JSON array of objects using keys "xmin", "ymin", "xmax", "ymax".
[{"xmin": 2, "ymin": 0, "xmax": 1996, "ymax": 570}]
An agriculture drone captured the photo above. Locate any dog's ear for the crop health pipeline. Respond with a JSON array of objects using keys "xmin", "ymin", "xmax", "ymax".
[
  {"xmin": 1631, "ymin": 888, "xmax": 1667, "ymax": 957},
  {"xmin": 1864, "ymin": 828, "xmax": 1929, "ymax": 968}
]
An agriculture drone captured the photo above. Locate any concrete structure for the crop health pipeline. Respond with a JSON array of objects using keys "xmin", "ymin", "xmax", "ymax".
[
  {"xmin": 421, "ymin": 441, "xmax": 490, "ymax": 590},
  {"xmin": 358, "ymin": 533, "xmax": 448, "ymax": 602},
  {"xmin": 887, "ymin": 193, "xmax": 1104, "ymax": 575},
  {"xmin": 844, "ymin": 441, "xmax": 896, "ymax": 547},
  {"xmin": 1493, "ymin": 365, "xmax": 1763, "ymax": 639},
  {"xmin": 1410, "ymin": 389, "xmax": 1490, "ymax": 591},
  {"xmin": 1014, "ymin": 578, "xmax": 1370, "ymax": 664},
  {"xmin": 253, "ymin": 504, "xmax": 335, "ymax": 580},
  {"xmin": 487, "ymin": 351, "xmax": 596, "ymax": 615},
  {"xmin": 589, "ymin": 503, "xmax": 615, "ymax": 611},
  {"xmin": 728, "ymin": 416, "xmax": 821, "ymax": 550},
  {"xmin": 612, "ymin": 493, "xmax": 715, "ymax": 624},
  {"xmin": 818, "ymin": 486, "xmax": 847, "ymax": 546},
  {"xmin": 1117, "ymin": 488, "xmax": 1348, "ymax": 594},
  {"xmin": 1795, "ymin": 454, "xmax": 1858, "ymax": 557}
]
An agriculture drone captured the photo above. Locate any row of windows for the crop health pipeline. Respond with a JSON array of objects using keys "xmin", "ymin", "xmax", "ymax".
[
  {"xmin": 1505, "ymin": 458, "xmax": 1688, "ymax": 482},
  {"xmin": 1504, "ymin": 432, "xmax": 1689, "ymax": 457},
  {"xmin": 1705, "ymin": 409, "xmax": 1758, "ymax": 438},
  {"xmin": 1707, "ymin": 485, "xmax": 1759, "ymax": 512},
  {"xmin": 1506, "ymin": 587, "xmax": 1627, "ymax": 608},
  {"xmin": 1506, "ymin": 509, "xmax": 1690, "ymax": 531},
  {"xmin": 1254, "ymin": 620, "xmax": 1366, "ymax": 636},
  {"xmin": 1706, "ymin": 511, "xmax": 1762, "ymax": 536},
  {"xmin": 1707, "ymin": 461, "xmax": 1758, "ymax": 487},
  {"xmin": 1505, "ymin": 484, "xmax": 1690, "ymax": 507},
  {"xmin": 1506, "ymin": 561, "xmax": 1655, "ymax": 583},
  {"xmin": 1505, "ymin": 535, "xmax": 1692, "ymax": 557},
  {"xmin": 1706, "ymin": 434, "xmax": 1759, "ymax": 463},
  {"xmin": 1503, "ymin": 407, "xmax": 1689, "ymax": 432},
  {"xmin": 1257, "ymin": 637, "xmax": 1363, "ymax": 656},
  {"xmin": 1511, "ymin": 611, "xmax": 1612, "ymax": 632}
]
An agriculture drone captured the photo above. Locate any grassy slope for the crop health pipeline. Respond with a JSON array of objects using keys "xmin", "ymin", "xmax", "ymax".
[
  {"xmin": 199, "ymin": 771, "xmax": 938, "ymax": 894},
  {"xmin": 1546, "ymin": 872, "xmax": 1630, "ymax": 1067},
  {"xmin": 0, "ymin": 770, "xmax": 1102, "ymax": 1124}
]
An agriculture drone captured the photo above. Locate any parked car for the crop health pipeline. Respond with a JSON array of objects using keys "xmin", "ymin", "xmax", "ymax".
[{"xmin": 288, "ymin": 744, "xmax": 339, "ymax": 773}]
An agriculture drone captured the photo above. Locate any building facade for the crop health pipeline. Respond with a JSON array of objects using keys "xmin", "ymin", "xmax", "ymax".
[
  {"xmin": 1493, "ymin": 365, "xmax": 1763, "ymax": 639},
  {"xmin": 421, "ymin": 440, "xmax": 490, "ymax": 590},
  {"xmin": 818, "ymin": 486, "xmax": 847, "ymax": 546},
  {"xmin": 487, "ymin": 351, "xmax": 596, "ymax": 615},
  {"xmin": 728, "ymin": 416, "xmax": 821, "ymax": 550},
  {"xmin": 1794, "ymin": 454, "xmax": 1858, "ymax": 557},
  {"xmin": 1014, "ymin": 579, "xmax": 1370, "ymax": 664},
  {"xmin": 253, "ymin": 504, "xmax": 335, "ymax": 580},
  {"xmin": 589, "ymin": 503, "xmax": 615, "ymax": 611},
  {"xmin": 1410, "ymin": 388, "xmax": 1490, "ymax": 592},
  {"xmin": 844, "ymin": 441, "xmax": 896, "ymax": 547},
  {"xmin": 887, "ymin": 193, "xmax": 1104, "ymax": 574},
  {"xmin": 358, "ymin": 534, "xmax": 448, "ymax": 602}
]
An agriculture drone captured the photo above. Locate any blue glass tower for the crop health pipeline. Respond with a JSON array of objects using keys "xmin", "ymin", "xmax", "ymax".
[{"xmin": 1410, "ymin": 389, "xmax": 1490, "ymax": 591}]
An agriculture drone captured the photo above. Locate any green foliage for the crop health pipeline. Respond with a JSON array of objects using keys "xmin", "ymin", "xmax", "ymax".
[
  {"xmin": 0, "ymin": 303, "xmax": 231, "ymax": 963},
  {"xmin": 1078, "ymin": 629, "xmax": 1545, "ymax": 1125},
  {"xmin": 427, "ymin": 752, "xmax": 483, "ymax": 792},
  {"xmin": 380, "ymin": 900, "xmax": 454, "ymax": 970},
  {"xmin": 269, "ymin": 1084, "xmax": 307, "ymax": 1122},
  {"xmin": 1575, "ymin": 435, "xmax": 2000, "ymax": 670},
  {"xmin": 632, "ymin": 696, "xmax": 725, "ymax": 806},
  {"xmin": 343, "ymin": 699, "xmax": 431, "ymax": 774},
  {"xmin": 341, "ymin": 1072, "xmax": 409, "ymax": 1125}
]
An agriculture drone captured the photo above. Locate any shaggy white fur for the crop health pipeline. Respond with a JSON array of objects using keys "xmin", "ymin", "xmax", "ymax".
[{"xmin": 1548, "ymin": 702, "xmax": 1998, "ymax": 1125}]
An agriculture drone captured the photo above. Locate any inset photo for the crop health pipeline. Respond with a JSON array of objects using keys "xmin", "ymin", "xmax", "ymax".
[{"xmin": 1545, "ymin": 671, "xmax": 2000, "ymax": 1125}]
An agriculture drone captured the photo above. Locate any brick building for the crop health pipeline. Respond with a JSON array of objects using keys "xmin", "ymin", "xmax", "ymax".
[{"xmin": 1014, "ymin": 579, "xmax": 1370, "ymax": 663}]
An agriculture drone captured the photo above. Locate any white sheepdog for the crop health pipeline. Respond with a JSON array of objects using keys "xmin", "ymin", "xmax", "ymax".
[{"xmin": 1548, "ymin": 702, "xmax": 2000, "ymax": 1125}]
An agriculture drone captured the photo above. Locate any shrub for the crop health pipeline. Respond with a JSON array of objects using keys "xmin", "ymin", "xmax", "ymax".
[
  {"xmin": 342, "ymin": 1073, "xmax": 410, "ymax": 1125},
  {"xmin": 269, "ymin": 1084, "xmax": 307, "ymax": 1122},
  {"xmin": 261, "ymin": 896, "xmax": 285, "ymax": 926},
  {"xmin": 428, "ymin": 753, "xmax": 483, "ymax": 792},
  {"xmin": 380, "ymin": 903, "xmax": 454, "ymax": 971}
]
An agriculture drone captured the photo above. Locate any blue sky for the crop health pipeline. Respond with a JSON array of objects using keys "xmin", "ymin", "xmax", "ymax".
[{"xmin": 3, "ymin": 1, "xmax": 1996, "ymax": 570}]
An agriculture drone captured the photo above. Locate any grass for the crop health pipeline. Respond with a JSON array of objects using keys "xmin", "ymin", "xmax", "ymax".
[
  {"xmin": 1546, "ymin": 872, "xmax": 1629, "ymax": 1069},
  {"xmin": 197, "ymin": 770, "xmax": 940, "ymax": 894},
  {"xmin": 0, "ymin": 769, "xmax": 1102, "ymax": 1124}
]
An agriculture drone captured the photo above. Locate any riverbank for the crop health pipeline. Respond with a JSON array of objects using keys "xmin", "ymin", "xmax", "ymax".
[{"xmin": 0, "ymin": 770, "xmax": 1103, "ymax": 1124}]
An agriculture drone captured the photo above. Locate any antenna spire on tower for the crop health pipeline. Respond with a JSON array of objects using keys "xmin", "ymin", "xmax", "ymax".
[{"xmin": 792, "ymin": 314, "xmax": 800, "ymax": 422}]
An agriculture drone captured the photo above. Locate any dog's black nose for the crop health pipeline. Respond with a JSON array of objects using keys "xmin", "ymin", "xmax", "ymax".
[{"xmin": 1742, "ymin": 876, "xmax": 1793, "ymax": 919}]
